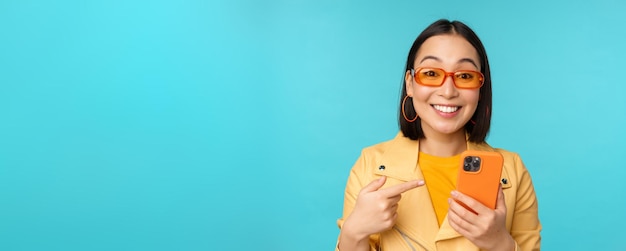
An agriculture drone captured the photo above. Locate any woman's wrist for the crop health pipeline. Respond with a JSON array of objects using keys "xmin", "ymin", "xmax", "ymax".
[
  {"xmin": 489, "ymin": 234, "xmax": 515, "ymax": 251},
  {"xmin": 338, "ymin": 220, "xmax": 370, "ymax": 251},
  {"xmin": 339, "ymin": 221, "xmax": 368, "ymax": 243}
]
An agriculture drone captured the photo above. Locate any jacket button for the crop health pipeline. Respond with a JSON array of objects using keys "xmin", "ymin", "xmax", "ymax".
[
  {"xmin": 501, "ymin": 178, "xmax": 508, "ymax": 184},
  {"xmin": 379, "ymin": 165, "xmax": 385, "ymax": 171}
]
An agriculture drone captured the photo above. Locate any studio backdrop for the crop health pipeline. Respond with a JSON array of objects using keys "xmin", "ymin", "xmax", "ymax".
[{"xmin": 1, "ymin": 0, "xmax": 625, "ymax": 250}]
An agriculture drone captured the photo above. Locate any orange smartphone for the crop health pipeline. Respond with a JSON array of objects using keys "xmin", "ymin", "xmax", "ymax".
[{"xmin": 456, "ymin": 150, "xmax": 503, "ymax": 211}]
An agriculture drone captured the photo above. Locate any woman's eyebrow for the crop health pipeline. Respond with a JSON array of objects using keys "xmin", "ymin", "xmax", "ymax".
[
  {"xmin": 459, "ymin": 58, "xmax": 479, "ymax": 68},
  {"xmin": 419, "ymin": 56, "xmax": 440, "ymax": 63},
  {"xmin": 419, "ymin": 56, "xmax": 479, "ymax": 69}
]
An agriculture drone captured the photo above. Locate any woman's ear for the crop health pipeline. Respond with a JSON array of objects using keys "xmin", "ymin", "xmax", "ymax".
[{"xmin": 405, "ymin": 70, "xmax": 413, "ymax": 96}]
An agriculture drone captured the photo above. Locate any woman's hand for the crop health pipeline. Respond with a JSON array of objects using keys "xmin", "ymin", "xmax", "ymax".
[
  {"xmin": 339, "ymin": 176, "xmax": 424, "ymax": 250},
  {"xmin": 447, "ymin": 186, "xmax": 515, "ymax": 251}
]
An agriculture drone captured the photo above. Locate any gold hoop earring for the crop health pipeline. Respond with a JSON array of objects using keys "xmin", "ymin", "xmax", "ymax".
[{"xmin": 402, "ymin": 96, "xmax": 418, "ymax": 122}]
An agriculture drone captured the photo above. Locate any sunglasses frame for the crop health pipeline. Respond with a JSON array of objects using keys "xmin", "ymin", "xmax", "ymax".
[{"xmin": 411, "ymin": 67, "xmax": 484, "ymax": 89}]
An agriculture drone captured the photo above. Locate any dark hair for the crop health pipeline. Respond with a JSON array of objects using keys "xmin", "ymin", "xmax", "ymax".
[{"xmin": 399, "ymin": 19, "xmax": 492, "ymax": 143}]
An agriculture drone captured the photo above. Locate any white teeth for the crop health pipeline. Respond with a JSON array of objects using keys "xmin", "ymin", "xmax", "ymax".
[{"xmin": 433, "ymin": 105, "xmax": 459, "ymax": 113}]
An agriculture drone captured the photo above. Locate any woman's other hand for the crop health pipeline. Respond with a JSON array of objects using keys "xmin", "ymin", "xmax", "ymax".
[{"xmin": 447, "ymin": 186, "xmax": 515, "ymax": 251}]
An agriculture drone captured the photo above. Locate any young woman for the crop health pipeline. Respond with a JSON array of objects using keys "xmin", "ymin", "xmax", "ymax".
[{"xmin": 336, "ymin": 19, "xmax": 541, "ymax": 251}]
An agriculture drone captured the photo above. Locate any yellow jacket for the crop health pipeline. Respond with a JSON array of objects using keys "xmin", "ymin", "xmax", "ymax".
[{"xmin": 337, "ymin": 133, "xmax": 541, "ymax": 251}]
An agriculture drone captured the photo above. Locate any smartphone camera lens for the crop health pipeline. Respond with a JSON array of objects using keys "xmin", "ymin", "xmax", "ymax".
[
  {"xmin": 463, "ymin": 163, "xmax": 471, "ymax": 171},
  {"xmin": 463, "ymin": 156, "xmax": 473, "ymax": 171},
  {"xmin": 472, "ymin": 157, "xmax": 480, "ymax": 166}
]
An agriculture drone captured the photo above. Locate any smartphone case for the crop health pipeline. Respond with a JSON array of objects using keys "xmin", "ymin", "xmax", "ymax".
[{"xmin": 456, "ymin": 150, "xmax": 504, "ymax": 210}]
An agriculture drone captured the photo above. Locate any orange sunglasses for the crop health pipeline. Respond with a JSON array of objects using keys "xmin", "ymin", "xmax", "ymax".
[{"xmin": 411, "ymin": 67, "xmax": 484, "ymax": 89}]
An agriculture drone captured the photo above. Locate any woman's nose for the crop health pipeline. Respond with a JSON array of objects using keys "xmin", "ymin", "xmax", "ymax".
[{"xmin": 438, "ymin": 75, "xmax": 459, "ymax": 98}]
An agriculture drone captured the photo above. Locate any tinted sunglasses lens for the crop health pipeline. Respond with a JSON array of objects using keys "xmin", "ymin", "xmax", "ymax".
[
  {"xmin": 416, "ymin": 68, "xmax": 445, "ymax": 86},
  {"xmin": 454, "ymin": 71, "xmax": 482, "ymax": 88}
]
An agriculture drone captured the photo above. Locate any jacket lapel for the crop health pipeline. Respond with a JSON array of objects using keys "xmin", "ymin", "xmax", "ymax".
[
  {"xmin": 374, "ymin": 133, "xmax": 420, "ymax": 181},
  {"xmin": 375, "ymin": 133, "xmax": 440, "ymax": 250}
]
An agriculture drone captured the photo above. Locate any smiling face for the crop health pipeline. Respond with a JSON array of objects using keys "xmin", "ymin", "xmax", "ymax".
[{"xmin": 405, "ymin": 34, "xmax": 481, "ymax": 137}]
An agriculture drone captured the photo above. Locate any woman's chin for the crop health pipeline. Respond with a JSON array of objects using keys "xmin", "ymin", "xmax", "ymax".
[{"xmin": 428, "ymin": 123, "xmax": 466, "ymax": 136}]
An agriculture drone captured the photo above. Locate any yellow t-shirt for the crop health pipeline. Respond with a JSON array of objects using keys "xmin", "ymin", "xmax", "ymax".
[{"xmin": 418, "ymin": 151, "xmax": 461, "ymax": 227}]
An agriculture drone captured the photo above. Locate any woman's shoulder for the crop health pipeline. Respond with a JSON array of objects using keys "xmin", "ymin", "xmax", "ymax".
[
  {"xmin": 487, "ymin": 146, "xmax": 532, "ymax": 181},
  {"xmin": 494, "ymin": 147, "xmax": 522, "ymax": 160}
]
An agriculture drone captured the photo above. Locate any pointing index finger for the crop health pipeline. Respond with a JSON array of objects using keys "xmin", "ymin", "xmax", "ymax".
[{"xmin": 380, "ymin": 179, "xmax": 425, "ymax": 197}]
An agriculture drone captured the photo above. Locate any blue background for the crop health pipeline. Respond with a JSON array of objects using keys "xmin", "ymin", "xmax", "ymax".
[{"xmin": 1, "ymin": 0, "xmax": 625, "ymax": 250}]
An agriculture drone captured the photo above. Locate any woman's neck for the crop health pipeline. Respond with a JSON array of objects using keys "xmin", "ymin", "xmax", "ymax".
[{"xmin": 419, "ymin": 129, "xmax": 467, "ymax": 157}]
